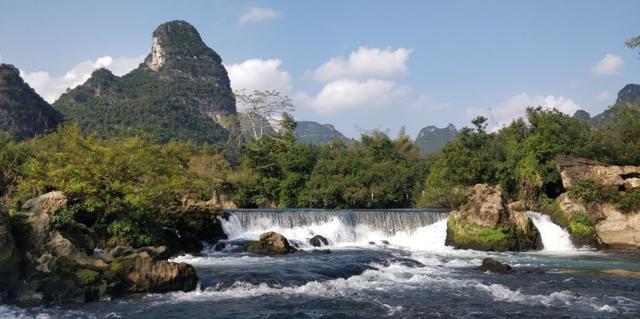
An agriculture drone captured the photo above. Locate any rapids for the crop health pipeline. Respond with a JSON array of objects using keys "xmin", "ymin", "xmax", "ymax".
[{"xmin": 3, "ymin": 209, "xmax": 640, "ymax": 318}]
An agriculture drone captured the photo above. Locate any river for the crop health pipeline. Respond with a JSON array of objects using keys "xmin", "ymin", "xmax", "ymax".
[{"xmin": 2, "ymin": 209, "xmax": 640, "ymax": 318}]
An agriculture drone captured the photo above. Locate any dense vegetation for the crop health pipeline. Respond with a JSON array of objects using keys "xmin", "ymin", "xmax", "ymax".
[{"xmin": 417, "ymin": 104, "xmax": 640, "ymax": 209}]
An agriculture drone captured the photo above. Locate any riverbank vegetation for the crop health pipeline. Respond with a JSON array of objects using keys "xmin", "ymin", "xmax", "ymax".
[{"xmin": 1, "ymin": 90, "xmax": 639, "ymax": 249}]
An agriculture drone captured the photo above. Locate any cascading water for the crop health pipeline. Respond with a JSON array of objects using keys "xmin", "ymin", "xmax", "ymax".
[
  {"xmin": 219, "ymin": 208, "xmax": 449, "ymax": 248},
  {"xmin": 527, "ymin": 211, "xmax": 577, "ymax": 252}
]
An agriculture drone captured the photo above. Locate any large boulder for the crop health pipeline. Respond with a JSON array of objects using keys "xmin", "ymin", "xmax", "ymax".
[
  {"xmin": 245, "ymin": 231, "xmax": 297, "ymax": 255},
  {"xmin": 554, "ymin": 156, "xmax": 640, "ymax": 249},
  {"xmin": 445, "ymin": 184, "xmax": 542, "ymax": 251},
  {"xmin": 0, "ymin": 205, "xmax": 21, "ymax": 295}
]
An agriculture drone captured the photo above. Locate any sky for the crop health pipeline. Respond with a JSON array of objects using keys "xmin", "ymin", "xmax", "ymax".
[{"xmin": 0, "ymin": 0, "xmax": 638, "ymax": 138}]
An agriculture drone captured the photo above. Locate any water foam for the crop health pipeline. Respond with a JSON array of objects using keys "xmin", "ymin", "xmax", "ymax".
[
  {"xmin": 527, "ymin": 211, "xmax": 576, "ymax": 252},
  {"xmin": 219, "ymin": 209, "xmax": 449, "ymax": 250}
]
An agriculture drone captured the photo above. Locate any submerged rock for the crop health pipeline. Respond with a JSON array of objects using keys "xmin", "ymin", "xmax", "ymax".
[
  {"xmin": 445, "ymin": 184, "xmax": 542, "ymax": 251},
  {"xmin": 309, "ymin": 235, "xmax": 329, "ymax": 247},
  {"xmin": 245, "ymin": 232, "xmax": 297, "ymax": 255},
  {"xmin": 478, "ymin": 258, "xmax": 513, "ymax": 273}
]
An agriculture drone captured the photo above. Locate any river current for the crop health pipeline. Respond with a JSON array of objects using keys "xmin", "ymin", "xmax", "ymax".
[{"xmin": 2, "ymin": 209, "xmax": 640, "ymax": 318}]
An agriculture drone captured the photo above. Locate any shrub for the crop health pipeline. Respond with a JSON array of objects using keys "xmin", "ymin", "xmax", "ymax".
[
  {"xmin": 568, "ymin": 212, "xmax": 596, "ymax": 246},
  {"xmin": 568, "ymin": 180, "xmax": 619, "ymax": 204}
]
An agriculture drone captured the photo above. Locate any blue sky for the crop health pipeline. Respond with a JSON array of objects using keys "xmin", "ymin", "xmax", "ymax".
[{"xmin": 1, "ymin": 0, "xmax": 638, "ymax": 138}]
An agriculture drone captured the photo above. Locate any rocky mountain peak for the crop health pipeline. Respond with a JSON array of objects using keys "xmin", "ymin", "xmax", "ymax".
[
  {"xmin": 144, "ymin": 20, "xmax": 224, "ymax": 78},
  {"xmin": 0, "ymin": 63, "xmax": 20, "ymax": 81}
]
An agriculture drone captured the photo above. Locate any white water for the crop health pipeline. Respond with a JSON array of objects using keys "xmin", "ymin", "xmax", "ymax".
[
  {"xmin": 219, "ymin": 209, "xmax": 450, "ymax": 250},
  {"xmin": 527, "ymin": 211, "xmax": 577, "ymax": 252}
]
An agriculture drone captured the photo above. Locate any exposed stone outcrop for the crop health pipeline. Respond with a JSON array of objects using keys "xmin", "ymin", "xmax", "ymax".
[
  {"xmin": 445, "ymin": 184, "xmax": 542, "ymax": 251},
  {"xmin": 245, "ymin": 231, "xmax": 297, "ymax": 255},
  {"xmin": 555, "ymin": 155, "xmax": 640, "ymax": 189},
  {"xmin": 554, "ymin": 156, "xmax": 640, "ymax": 249},
  {"xmin": 6, "ymin": 192, "xmax": 199, "ymax": 304}
]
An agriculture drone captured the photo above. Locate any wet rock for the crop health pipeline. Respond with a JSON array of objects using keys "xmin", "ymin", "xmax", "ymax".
[
  {"xmin": 382, "ymin": 258, "xmax": 425, "ymax": 268},
  {"xmin": 104, "ymin": 252, "xmax": 197, "ymax": 294},
  {"xmin": 446, "ymin": 184, "xmax": 542, "ymax": 251},
  {"xmin": 478, "ymin": 258, "xmax": 512, "ymax": 273},
  {"xmin": 213, "ymin": 242, "xmax": 227, "ymax": 251},
  {"xmin": 245, "ymin": 232, "xmax": 297, "ymax": 255},
  {"xmin": 381, "ymin": 240, "xmax": 390, "ymax": 245},
  {"xmin": 309, "ymin": 235, "xmax": 329, "ymax": 247},
  {"xmin": 368, "ymin": 241, "xmax": 376, "ymax": 245},
  {"xmin": 311, "ymin": 249, "xmax": 331, "ymax": 254}
]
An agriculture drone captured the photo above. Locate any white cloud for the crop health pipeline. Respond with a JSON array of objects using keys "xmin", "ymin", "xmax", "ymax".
[
  {"xmin": 591, "ymin": 54, "xmax": 623, "ymax": 76},
  {"xmin": 313, "ymin": 46, "xmax": 412, "ymax": 82},
  {"xmin": 20, "ymin": 55, "xmax": 144, "ymax": 103},
  {"xmin": 407, "ymin": 95, "xmax": 450, "ymax": 111},
  {"xmin": 467, "ymin": 93, "xmax": 583, "ymax": 130},
  {"xmin": 595, "ymin": 90, "xmax": 611, "ymax": 102},
  {"xmin": 239, "ymin": 7, "xmax": 281, "ymax": 24},
  {"xmin": 299, "ymin": 79, "xmax": 408, "ymax": 114},
  {"xmin": 226, "ymin": 59, "xmax": 292, "ymax": 93}
]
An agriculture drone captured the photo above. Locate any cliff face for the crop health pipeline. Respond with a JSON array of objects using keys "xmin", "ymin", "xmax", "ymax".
[
  {"xmin": 0, "ymin": 64, "xmax": 62, "ymax": 140},
  {"xmin": 554, "ymin": 156, "xmax": 640, "ymax": 249},
  {"xmin": 413, "ymin": 124, "xmax": 457, "ymax": 156},
  {"xmin": 53, "ymin": 20, "xmax": 236, "ymax": 144}
]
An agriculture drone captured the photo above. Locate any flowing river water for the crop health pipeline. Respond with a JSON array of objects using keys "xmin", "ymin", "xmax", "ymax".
[{"xmin": 2, "ymin": 209, "xmax": 640, "ymax": 318}]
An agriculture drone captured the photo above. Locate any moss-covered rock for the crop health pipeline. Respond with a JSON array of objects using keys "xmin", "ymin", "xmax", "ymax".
[{"xmin": 445, "ymin": 184, "xmax": 542, "ymax": 251}]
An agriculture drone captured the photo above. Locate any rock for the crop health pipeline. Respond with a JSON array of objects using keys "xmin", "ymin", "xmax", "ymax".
[
  {"xmin": 104, "ymin": 252, "xmax": 197, "ymax": 294},
  {"xmin": 381, "ymin": 240, "xmax": 390, "ymax": 245},
  {"xmin": 624, "ymin": 178, "xmax": 640, "ymax": 190},
  {"xmin": 244, "ymin": 232, "xmax": 297, "ymax": 255},
  {"xmin": 311, "ymin": 249, "xmax": 331, "ymax": 254},
  {"xmin": 21, "ymin": 192, "xmax": 102, "ymax": 269},
  {"xmin": 213, "ymin": 242, "xmax": 227, "ymax": 251},
  {"xmin": 479, "ymin": 258, "xmax": 513, "ymax": 273},
  {"xmin": 309, "ymin": 235, "xmax": 329, "ymax": 247},
  {"xmin": 446, "ymin": 184, "xmax": 542, "ymax": 251},
  {"xmin": 413, "ymin": 123, "xmax": 458, "ymax": 156},
  {"xmin": 555, "ymin": 155, "xmax": 640, "ymax": 189},
  {"xmin": 368, "ymin": 241, "xmax": 376, "ymax": 245},
  {"xmin": 554, "ymin": 157, "xmax": 640, "ymax": 249},
  {"xmin": 0, "ymin": 205, "xmax": 21, "ymax": 295},
  {"xmin": 594, "ymin": 205, "xmax": 640, "ymax": 249},
  {"xmin": 9, "ymin": 192, "xmax": 199, "ymax": 304}
]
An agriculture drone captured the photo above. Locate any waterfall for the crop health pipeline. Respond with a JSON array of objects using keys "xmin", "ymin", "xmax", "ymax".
[
  {"xmin": 527, "ymin": 211, "xmax": 576, "ymax": 252},
  {"xmin": 220, "ymin": 208, "xmax": 449, "ymax": 247}
]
